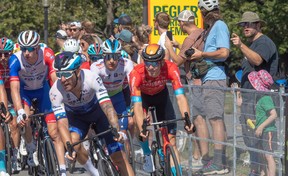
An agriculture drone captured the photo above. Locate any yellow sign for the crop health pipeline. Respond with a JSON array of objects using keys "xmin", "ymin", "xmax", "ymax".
[{"xmin": 147, "ymin": 0, "xmax": 203, "ymax": 45}]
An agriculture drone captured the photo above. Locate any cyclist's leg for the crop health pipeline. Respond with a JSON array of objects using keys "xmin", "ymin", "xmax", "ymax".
[
  {"xmin": 67, "ymin": 110, "xmax": 100, "ymax": 176},
  {"xmin": 93, "ymin": 103, "xmax": 134, "ymax": 176},
  {"xmin": 40, "ymin": 83, "xmax": 66, "ymax": 175},
  {"xmin": 0, "ymin": 126, "xmax": 7, "ymax": 173}
]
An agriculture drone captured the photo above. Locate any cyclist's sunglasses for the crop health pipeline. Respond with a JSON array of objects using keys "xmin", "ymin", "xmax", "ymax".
[
  {"xmin": 104, "ymin": 53, "xmax": 121, "ymax": 61},
  {"xmin": 89, "ymin": 55, "xmax": 103, "ymax": 61},
  {"xmin": 56, "ymin": 70, "xmax": 75, "ymax": 79},
  {"xmin": 0, "ymin": 51, "xmax": 12, "ymax": 58},
  {"xmin": 20, "ymin": 47, "xmax": 36, "ymax": 52},
  {"xmin": 144, "ymin": 61, "xmax": 160, "ymax": 67}
]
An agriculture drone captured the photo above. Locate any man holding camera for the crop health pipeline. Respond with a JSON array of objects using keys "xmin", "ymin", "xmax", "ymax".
[{"xmin": 165, "ymin": 10, "xmax": 210, "ymax": 170}]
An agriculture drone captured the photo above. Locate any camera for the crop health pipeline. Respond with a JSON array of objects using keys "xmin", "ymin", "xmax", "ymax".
[{"xmin": 184, "ymin": 48, "xmax": 195, "ymax": 57}]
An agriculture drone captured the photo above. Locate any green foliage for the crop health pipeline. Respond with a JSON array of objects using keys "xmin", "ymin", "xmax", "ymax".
[{"xmin": 0, "ymin": 0, "xmax": 286, "ymax": 75}]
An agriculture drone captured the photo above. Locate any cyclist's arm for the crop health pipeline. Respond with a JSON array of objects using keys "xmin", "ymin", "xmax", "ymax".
[
  {"xmin": 0, "ymin": 79, "xmax": 8, "ymax": 109},
  {"xmin": 44, "ymin": 47, "xmax": 57, "ymax": 84},
  {"xmin": 175, "ymin": 93, "xmax": 190, "ymax": 117},
  {"xmin": 93, "ymin": 73, "xmax": 119, "ymax": 130},
  {"xmin": 9, "ymin": 56, "xmax": 22, "ymax": 111}
]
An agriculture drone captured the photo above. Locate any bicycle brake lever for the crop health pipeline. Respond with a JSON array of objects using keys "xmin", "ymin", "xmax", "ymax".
[
  {"xmin": 66, "ymin": 141, "xmax": 73, "ymax": 157},
  {"xmin": 141, "ymin": 119, "xmax": 148, "ymax": 135},
  {"xmin": 110, "ymin": 126, "xmax": 120, "ymax": 139}
]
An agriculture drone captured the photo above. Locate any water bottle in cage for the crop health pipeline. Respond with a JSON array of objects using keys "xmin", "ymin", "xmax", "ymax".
[{"xmin": 158, "ymin": 148, "xmax": 165, "ymax": 167}]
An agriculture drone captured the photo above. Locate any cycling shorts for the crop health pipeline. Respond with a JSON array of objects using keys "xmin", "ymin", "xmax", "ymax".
[
  {"xmin": 20, "ymin": 82, "xmax": 56, "ymax": 123},
  {"xmin": 110, "ymin": 92, "xmax": 128, "ymax": 130},
  {"xmin": 67, "ymin": 102, "xmax": 124, "ymax": 155},
  {"xmin": 141, "ymin": 86, "xmax": 177, "ymax": 135}
]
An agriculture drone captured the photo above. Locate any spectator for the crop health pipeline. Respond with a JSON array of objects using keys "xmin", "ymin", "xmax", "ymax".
[
  {"xmin": 154, "ymin": 12, "xmax": 172, "ymax": 60},
  {"xmin": 55, "ymin": 30, "xmax": 67, "ymax": 52},
  {"xmin": 191, "ymin": 0, "xmax": 230, "ymax": 174},
  {"xmin": 114, "ymin": 14, "xmax": 133, "ymax": 32},
  {"xmin": 133, "ymin": 24, "xmax": 152, "ymax": 63},
  {"xmin": 248, "ymin": 70, "xmax": 277, "ymax": 176},
  {"xmin": 80, "ymin": 34, "xmax": 95, "ymax": 61},
  {"xmin": 231, "ymin": 11, "xmax": 279, "ymax": 176},
  {"xmin": 81, "ymin": 20, "xmax": 103, "ymax": 44},
  {"xmin": 69, "ymin": 21, "xmax": 83, "ymax": 40},
  {"xmin": 165, "ymin": 9, "xmax": 209, "ymax": 169},
  {"xmin": 117, "ymin": 29, "xmax": 138, "ymax": 64}
]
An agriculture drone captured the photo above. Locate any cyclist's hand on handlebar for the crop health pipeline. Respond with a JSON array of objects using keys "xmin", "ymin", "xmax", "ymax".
[
  {"xmin": 65, "ymin": 151, "xmax": 76, "ymax": 162},
  {"xmin": 185, "ymin": 123, "xmax": 196, "ymax": 134},
  {"xmin": 1, "ymin": 111, "xmax": 12, "ymax": 123},
  {"xmin": 17, "ymin": 109, "xmax": 27, "ymax": 127}
]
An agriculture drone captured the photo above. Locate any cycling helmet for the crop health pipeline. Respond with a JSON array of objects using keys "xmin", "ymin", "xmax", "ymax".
[
  {"xmin": 102, "ymin": 39, "xmax": 121, "ymax": 54},
  {"xmin": 87, "ymin": 43, "xmax": 103, "ymax": 56},
  {"xmin": 39, "ymin": 42, "xmax": 48, "ymax": 48},
  {"xmin": 198, "ymin": 0, "xmax": 219, "ymax": 11},
  {"xmin": 63, "ymin": 39, "xmax": 80, "ymax": 53},
  {"xmin": 53, "ymin": 51, "xmax": 82, "ymax": 71},
  {"xmin": 142, "ymin": 44, "xmax": 164, "ymax": 62},
  {"xmin": 121, "ymin": 50, "xmax": 129, "ymax": 58},
  {"xmin": 0, "ymin": 37, "xmax": 14, "ymax": 51},
  {"xmin": 18, "ymin": 30, "xmax": 40, "ymax": 47}
]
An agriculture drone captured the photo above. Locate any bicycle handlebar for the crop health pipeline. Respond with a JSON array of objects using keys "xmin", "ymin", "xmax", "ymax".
[
  {"xmin": 141, "ymin": 112, "xmax": 195, "ymax": 135},
  {"xmin": 28, "ymin": 111, "xmax": 53, "ymax": 119},
  {"xmin": 66, "ymin": 126, "xmax": 119, "ymax": 157},
  {"xmin": 117, "ymin": 113, "xmax": 132, "ymax": 119}
]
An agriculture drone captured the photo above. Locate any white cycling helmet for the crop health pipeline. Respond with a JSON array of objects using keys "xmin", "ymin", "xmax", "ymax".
[
  {"xmin": 63, "ymin": 39, "xmax": 80, "ymax": 53},
  {"xmin": 18, "ymin": 30, "xmax": 40, "ymax": 47},
  {"xmin": 198, "ymin": 0, "xmax": 219, "ymax": 12},
  {"xmin": 102, "ymin": 39, "xmax": 121, "ymax": 54}
]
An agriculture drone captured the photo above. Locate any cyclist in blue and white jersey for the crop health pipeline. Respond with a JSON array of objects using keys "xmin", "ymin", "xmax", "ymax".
[
  {"xmin": 50, "ymin": 51, "xmax": 133, "ymax": 176},
  {"xmin": 9, "ymin": 30, "xmax": 66, "ymax": 175}
]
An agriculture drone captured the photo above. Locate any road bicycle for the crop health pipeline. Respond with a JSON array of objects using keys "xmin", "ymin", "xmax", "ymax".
[
  {"xmin": 142, "ymin": 107, "xmax": 192, "ymax": 176},
  {"xmin": 0, "ymin": 102, "xmax": 13, "ymax": 175},
  {"xmin": 67, "ymin": 126, "xmax": 120, "ymax": 176},
  {"xmin": 27, "ymin": 98, "xmax": 60, "ymax": 176}
]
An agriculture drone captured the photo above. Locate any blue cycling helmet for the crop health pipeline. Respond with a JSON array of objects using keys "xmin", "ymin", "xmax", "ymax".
[
  {"xmin": 121, "ymin": 50, "xmax": 129, "ymax": 58},
  {"xmin": 53, "ymin": 51, "xmax": 82, "ymax": 71},
  {"xmin": 102, "ymin": 39, "xmax": 121, "ymax": 54},
  {"xmin": 0, "ymin": 37, "xmax": 14, "ymax": 51},
  {"xmin": 88, "ymin": 43, "xmax": 103, "ymax": 56}
]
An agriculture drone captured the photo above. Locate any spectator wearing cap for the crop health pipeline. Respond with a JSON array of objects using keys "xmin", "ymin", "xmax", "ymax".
[
  {"xmin": 231, "ymin": 11, "xmax": 279, "ymax": 176},
  {"xmin": 117, "ymin": 30, "xmax": 139, "ymax": 64},
  {"xmin": 165, "ymin": 9, "xmax": 208, "ymax": 167},
  {"xmin": 70, "ymin": 21, "xmax": 83, "ymax": 40},
  {"xmin": 190, "ymin": 0, "xmax": 230, "ymax": 174},
  {"xmin": 153, "ymin": 12, "xmax": 173, "ymax": 61},
  {"xmin": 114, "ymin": 14, "xmax": 133, "ymax": 32},
  {"xmin": 55, "ymin": 30, "xmax": 67, "ymax": 52},
  {"xmin": 248, "ymin": 70, "xmax": 277, "ymax": 176}
]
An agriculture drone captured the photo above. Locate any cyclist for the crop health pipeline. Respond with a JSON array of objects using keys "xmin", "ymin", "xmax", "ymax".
[
  {"xmin": 129, "ymin": 44, "xmax": 195, "ymax": 174},
  {"xmin": 90, "ymin": 39, "xmax": 135, "ymax": 175},
  {"xmin": 9, "ymin": 30, "xmax": 66, "ymax": 175},
  {"xmin": 0, "ymin": 38, "xmax": 14, "ymax": 176},
  {"xmin": 0, "ymin": 37, "xmax": 21, "ymax": 173},
  {"xmin": 50, "ymin": 51, "xmax": 129, "ymax": 176}
]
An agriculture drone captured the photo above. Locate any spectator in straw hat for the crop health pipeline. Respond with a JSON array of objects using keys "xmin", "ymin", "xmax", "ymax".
[
  {"xmin": 248, "ymin": 69, "xmax": 277, "ymax": 176},
  {"xmin": 231, "ymin": 11, "xmax": 279, "ymax": 175}
]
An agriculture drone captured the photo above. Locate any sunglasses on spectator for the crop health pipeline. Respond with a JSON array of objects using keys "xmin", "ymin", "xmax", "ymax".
[
  {"xmin": 56, "ymin": 70, "xmax": 75, "ymax": 79},
  {"xmin": 239, "ymin": 22, "xmax": 257, "ymax": 28},
  {"xmin": 144, "ymin": 61, "xmax": 160, "ymax": 67},
  {"xmin": 70, "ymin": 28, "xmax": 79, "ymax": 32},
  {"xmin": 0, "ymin": 51, "xmax": 11, "ymax": 58},
  {"xmin": 104, "ymin": 53, "xmax": 121, "ymax": 61},
  {"xmin": 89, "ymin": 55, "xmax": 103, "ymax": 61},
  {"xmin": 20, "ymin": 47, "xmax": 36, "ymax": 52}
]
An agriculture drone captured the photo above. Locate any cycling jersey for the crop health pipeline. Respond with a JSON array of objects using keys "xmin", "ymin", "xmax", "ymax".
[
  {"xmin": 9, "ymin": 47, "xmax": 55, "ymax": 90},
  {"xmin": 90, "ymin": 58, "xmax": 134, "ymax": 97},
  {"xmin": 50, "ymin": 69, "xmax": 110, "ymax": 118},
  {"xmin": 9, "ymin": 47, "xmax": 56, "ymax": 123},
  {"xmin": 0, "ymin": 62, "xmax": 9, "ymax": 88},
  {"xmin": 129, "ymin": 60, "xmax": 183, "ymax": 98}
]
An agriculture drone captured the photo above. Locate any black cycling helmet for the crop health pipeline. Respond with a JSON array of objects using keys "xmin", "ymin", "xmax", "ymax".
[
  {"xmin": 142, "ymin": 44, "xmax": 165, "ymax": 62},
  {"xmin": 53, "ymin": 51, "xmax": 82, "ymax": 71}
]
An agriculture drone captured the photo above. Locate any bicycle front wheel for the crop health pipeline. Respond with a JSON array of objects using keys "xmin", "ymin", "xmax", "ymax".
[
  {"xmin": 3, "ymin": 123, "xmax": 12, "ymax": 175},
  {"xmin": 44, "ymin": 139, "xmax": 59, "ymax": 176},
  {"xmin": 165, "ymin": 144, "xmax": 180, "ymax": 176},
  {"xmin": 125, "ymin": 130, "xmax": 135, "ymax": 171},
  {"xmin": 98, "ymin": 158, "xmax": 120, "ymax": 176}
]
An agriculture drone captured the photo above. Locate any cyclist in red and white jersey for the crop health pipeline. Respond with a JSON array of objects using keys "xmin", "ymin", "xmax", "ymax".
[
  {"xmin": 9, "ymin": 31, "xmax": 66, "ymax": 175},
  {"xmin": 129, "ymin": 44, "xmax": 194, "ymax": 174}
]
